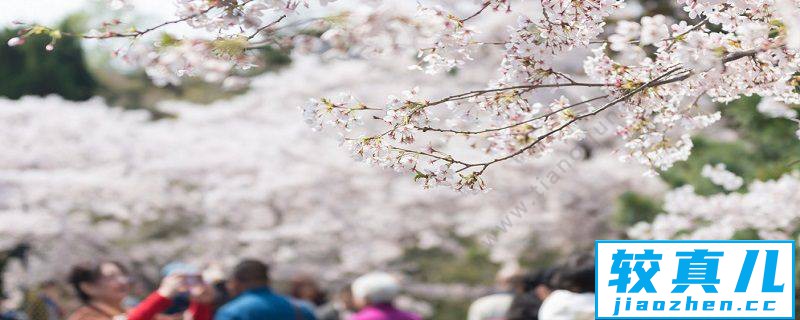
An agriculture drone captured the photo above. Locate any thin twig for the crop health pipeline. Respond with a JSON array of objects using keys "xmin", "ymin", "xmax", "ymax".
[
  {"xmin": 248, "ymin": 15, "xmax": 288, "ymax": 39},
  {"xmin": 417, "ymin": 94, "xmax": 609, "ymax": 135},
  {"xmin": 426, "ymin": 82, "xmax": 615, "ymax": 107},
  {"xmin": 461, "ymin": 67, "xmax": 683, "ymax": 171},
  {"xmin": 461, "ymin": 3, "xmax": 490, "ymax": 22}
]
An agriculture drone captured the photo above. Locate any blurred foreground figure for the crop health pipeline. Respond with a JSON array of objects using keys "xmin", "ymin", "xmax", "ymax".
[
  {"xmin": 467, "ymin": 265, "xmax": 521, "ymax": 320},
  {"xmin": 214, "ymin": 259, "xmax": 316, "ymax": 320},
  {"xmin": 289, "ymin": 275, "xmax": 328, "ymax": 308},
  {"xmin": 538, "ymin": 254, "xmax": 595, "ymax": 320},
  {"xmin": 23, "ymin": 280, "xmax": 64, "ymax": 320},
  {"xmin": 66, "ymin": 261, "xmax": 212, "ymax": 320},
  {"xmin": 1, "ymin": 292, "xmax": 26, "ymax": 320},
  {"xmin": 506, "ymin": 269, "xmax": 555, "ymax": 320},
  {"xmin": 316, "ymin": 285, "xmax": 356, "ymax": 320},
  {"xmin": 350, "ymin": 272, "xmax": 420, "ymax": 320}
]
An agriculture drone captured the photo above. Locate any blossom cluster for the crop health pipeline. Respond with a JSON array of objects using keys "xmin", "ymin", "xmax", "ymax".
[
  {"xmin": 122, "ymin": 38, "xmax": 256, "ymax": 88},
  {"xmin": 629, "ymin": 171, "xmax": 800, "ymax": 240},
  {"xmin": 303, "ymin": 0, "xmax": 800, "ymax": 190},
  {"xmin": 410, "ymin": 5, "xmax": 477, "ymax": 74},
  {"xmin": 701, "ymin": 163, "xmax": 744, "ymax": 191}
]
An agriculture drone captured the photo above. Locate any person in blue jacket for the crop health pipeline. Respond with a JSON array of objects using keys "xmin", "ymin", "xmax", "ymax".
[{"xmin": 214, "ymin": 259, "xmax": 316, "ymax": 320}]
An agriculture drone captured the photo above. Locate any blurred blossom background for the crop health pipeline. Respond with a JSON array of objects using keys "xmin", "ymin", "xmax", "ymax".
[{"xmin": 0, "ymin": 1, "xmax": 799, "ymax": 319}]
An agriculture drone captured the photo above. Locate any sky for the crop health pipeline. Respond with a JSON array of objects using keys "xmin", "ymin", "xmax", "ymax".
[{"xmin": 0, "ymin": 0, "xmax": 173, "ymax": 25}]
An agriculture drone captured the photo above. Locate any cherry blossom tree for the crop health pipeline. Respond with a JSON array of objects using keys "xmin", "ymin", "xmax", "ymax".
[
  {"xmin": 0, "ymin": 49, "xmax": 664, "ymax": 293},
  {"xmin": 10, "ymin": 0, "xmax": 798, "ymax": 191}
]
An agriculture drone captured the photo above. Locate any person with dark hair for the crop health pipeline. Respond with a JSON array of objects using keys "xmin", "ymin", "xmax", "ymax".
[
  {"xmin": 289, "ymin": 274, "xmax": 328, "ymax": 308},
  {"xmin": 505, "ymin": 268, "xmax": 555, "ymax": 320},
  {"xmin": 214, "ymin": 259, "xmax": 316, "ymax": 320},
  {"xmin": 66, "ymin": 261, "xmax": 212, "ymax": 320},
  {"xmin": 538, "ymin": 253, "xmax": 595, "ymax": 320}
]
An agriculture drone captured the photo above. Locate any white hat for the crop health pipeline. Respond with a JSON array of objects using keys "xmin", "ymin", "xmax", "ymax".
[{"xmin": 351, "ymin": 272, "xmax": 400, "ymax": 304}]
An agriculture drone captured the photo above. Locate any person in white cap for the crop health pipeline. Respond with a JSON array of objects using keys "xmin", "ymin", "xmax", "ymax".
[{"xmin": 350, "ymin": 272, "xmax": 420, "ymax": 320}]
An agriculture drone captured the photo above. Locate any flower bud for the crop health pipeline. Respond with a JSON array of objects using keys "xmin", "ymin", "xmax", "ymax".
[{"xmin": 7, "ymin": 37, "xmax": 24, "ymax": 47}]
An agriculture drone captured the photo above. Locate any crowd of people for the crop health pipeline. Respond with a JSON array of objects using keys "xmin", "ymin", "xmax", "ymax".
[{"xmin": 0, "ymin": 253, "xmax": 595, "ymax": 320}]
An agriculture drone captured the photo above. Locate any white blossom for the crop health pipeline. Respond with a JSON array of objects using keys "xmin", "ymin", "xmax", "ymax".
[{"xmin": 701, "ymin": 163, "xmax": 744, "ymax": 191}]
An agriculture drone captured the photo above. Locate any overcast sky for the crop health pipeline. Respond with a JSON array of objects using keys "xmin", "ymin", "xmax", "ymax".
[{"xmin": 0, "ymin": 0, "xmax": 173, "ymax": 25}]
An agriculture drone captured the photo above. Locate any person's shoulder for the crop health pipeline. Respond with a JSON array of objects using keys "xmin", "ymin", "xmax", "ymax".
[
  {"xmin": 315, "ymin": 302, "xmax": 337, "ymax": 318},
  {"xmin": 543, "ymin": 290, "xmax": 573, "ymax": 302},
  {"xmin": 350, "ymin": 309, "xmax": 383, "ymax": 320},
  {"xmin": 278, "ymin": 296, "xmax": 317, "ymax": 320},
  {"xmin": 538, "ymin": 290, "xmax": 568, "ymax": 318},
  {"xmin": 400, "ymin": 310, "xmax": 423, "ymax": 320},
  {"xmin": 546, "ymin": 290, "xmax": 593, "ymax": 304},
  {"xmin": 288, "ymin": 297, "xmax": 316, "ymax": 311},
  {"xmin": 216, "ymin": 295, "xmax": 256, "ymax": 316},
  {"xmin": 298, "ymin": 304, "xmax": 317, "ymax": 320},
  {"xmin": 214, "ymin": 302, "xmax": 238, "ymax": 319},
  {"xmin": 538, "ymin": 290, "xmax": 595, "ymax": 320},
  {"xmin": 468, "ymin": 293, "xmax": 514, "ymax": 317},
  {"xmin": 66, "ymin": 306, "xmax": 106, "ymax": 320}
]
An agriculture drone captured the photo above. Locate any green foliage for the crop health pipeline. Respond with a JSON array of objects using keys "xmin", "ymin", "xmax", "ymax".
[
  {"xmin": 660, "ymin": 96, "xmax": 800, "ymax": 195},
  {"xmin": 731, "ymin": 228, "xmax": 761, "ymax": 240},
  {"xmin": 401, "ymin": 241, "xmax": 499, "ymax": 285},
  {"xmin": 428, "ymin": 299, "xmax": 471, "ymax": 320},
  {"xmin": 659, "ymin": 136, "xmax": 753, "ymax": 194},
  {"xmin": 0, "ymin": 25, "xmax": 97, "ymax": 101},
  {"xmin": 722, "ymin": 96, "xmax": 800, "ymax": 166},
  {"xmin": 613, "ymin": 191, "xmax": 663, "ymax": 228},
  {"xmin": 259, "ymin": 45, "xmax": 292, "ymax": 68},
  {"xmin": 517, "ymin": 246, "xmax": 562, "ymax": 271}
]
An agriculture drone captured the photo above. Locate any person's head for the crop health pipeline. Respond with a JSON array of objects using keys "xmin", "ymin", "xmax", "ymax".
[
  {"xmin": 553, "ymin": 253, "xmax": 595, "ymax": 294},
  {"xmin": 495, "ymin": 262, "xmax": 522, "ymax": 291},
  {"xmin": 351, "ymin": 272, "xmax": 400, "ymax": 309},
  {"xmin": 506, "ymin": 270, "xmax": 552, "ymax": 320},
  {"xmin": 533, "ymin": 268, "xmax": 556, "ymax": 300},
  {"xmin": 38, "ymin": 280, "xmax": 60, "ymax": 300},
  {"xmin": 289, "ymin": 274, "xmax": 327, "ymax": 306},
  {"xmin": 68, "ymin": 261, "xmax": 130, "ymax": 306},
  {"xmin": 337, "ymin": 284, "xmax": 357, "ymax": 312},
  {"xmin": 226, "ymin": 259, "xmax": 270, "ymax": 297}
]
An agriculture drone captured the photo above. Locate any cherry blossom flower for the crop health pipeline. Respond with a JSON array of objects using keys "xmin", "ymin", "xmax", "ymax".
[
  {"xmin": 701, "ymin": 163, "xmax": 744, "ymax": 191},
  {"xmin": 757, "ymin": 97, "xmax": 798, "ymax": 119}
]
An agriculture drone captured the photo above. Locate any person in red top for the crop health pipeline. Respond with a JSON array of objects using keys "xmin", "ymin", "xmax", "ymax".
[{"xmin": 66, "ymin": 261, "xmax": 213, "ymax": 320}]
